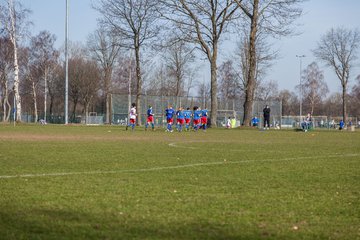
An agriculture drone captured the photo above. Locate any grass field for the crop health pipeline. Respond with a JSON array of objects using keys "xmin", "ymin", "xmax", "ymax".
[{"xmin": 0, "ymin": 124, "xmax": 359, "ymax": 240}]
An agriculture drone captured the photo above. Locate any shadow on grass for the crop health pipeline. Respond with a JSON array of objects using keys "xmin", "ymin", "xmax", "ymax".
[{"xmin": 0, "ymin": 208, "xmax": 279, "ymax": 240}]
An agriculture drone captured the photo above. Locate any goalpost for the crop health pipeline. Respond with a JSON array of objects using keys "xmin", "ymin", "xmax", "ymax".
[
  {"xmin": 86, "ymin": 112, "xmax": 103, "ymax": 125},
  {"xmin": 217, "ymin": 110, "xmax": 237, "ymax": 127}
]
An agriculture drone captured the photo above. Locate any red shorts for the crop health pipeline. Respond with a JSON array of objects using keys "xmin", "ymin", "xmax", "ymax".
[
  {"xmin": 185, "ymin": 119, "xmax": 191, "ymax": 124},
  {"xmin": 167, "ymin": 118, "xmax": 173, "ymax": 124},
  {"xmin": 201, "ymin": 117, "xmax": 207, "ymax": 125},
  {"xmin": 130, "ymin": 119, "xmax": 136, "ymax": 124},
  {"xmin": 193, "ymin": 119, "xmax": 200, "ymax": 125},
  {"xmin": 147, "ymin": 116, "xmax": 154, "ymax": 123},
  {"xmin": 177, "ymin": 119, "xmax": 185, "ymax": 125}
]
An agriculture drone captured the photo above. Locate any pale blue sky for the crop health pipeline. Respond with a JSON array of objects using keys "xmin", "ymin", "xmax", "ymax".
[{"xmin": 22, "ymin": 0, "xmax": 360, "ymax": 94}]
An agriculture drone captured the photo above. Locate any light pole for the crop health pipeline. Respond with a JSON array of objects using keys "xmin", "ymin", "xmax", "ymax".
[
  {"xmin": 64, "ymin": 0, "xmax": 69, "ymax": 124},
  {"xmin": 296, "ymin": 55, "xmax": 305, "ymax": 125},
  {"xmin": 128, "ymin": 53, "xmax": 132, "ymax": 126}
]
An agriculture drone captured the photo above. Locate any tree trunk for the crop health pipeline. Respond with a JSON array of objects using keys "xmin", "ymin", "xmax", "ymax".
[
  {"xmin": 85, "ymin": 103, "xmax": 89, "ymax": 124},
  {"xmin": 104, "ymin": 67, "xmax": 112, "ymax": 124},
  {"xmin": 9, "ymin": 0, "xmax": 22, "ymax": 122},
  {"xmin": 49, "ymin": 95, "xmax": 54, "ymax": 117},
  {"xmin": 2, "ymin": 82, "xmax": 10, "ymax": 122},
  {"xmin": 32, "ymin": 81, "xmax": 38, "ymax": 123},
  {"xmin": 176, "ymin": 70, "xmax": 181, "ymax": 108},
  {"xmin": 210, "ymin": 56, "xmax": 218, "ymax": 127},
  {"xmin": 342, "ymin": 83, "xmax": 347, "ymax": 125},
  {"xmin": 13, "ymin": 50, "xmax": 21, "ymax": 122},
  {"xmin": 242, "ymin": 0, "xmax": 259, "ymax": 126},
  {"xmin": 6, "ymin": 100, "xmax": 11, "ymax": 122},
  {"xmin": 134, "ymin": 45, "xmax": 142, "ymax": 126},
  {"xmin": 105, "ymin": 92, "xmax": 111, "ymax": 124},
  {"xmin": 71, "ymin": 99, "xmax": 78, "ymax": 123}
]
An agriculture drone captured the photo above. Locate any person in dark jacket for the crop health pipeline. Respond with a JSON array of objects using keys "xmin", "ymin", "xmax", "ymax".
[{"xmin": 263, "ymin": 105, "xmax": 271, "ymax": 129}]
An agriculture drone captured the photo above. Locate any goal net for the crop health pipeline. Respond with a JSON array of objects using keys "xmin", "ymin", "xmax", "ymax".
[
  {"xmin": 86, "ymin": 112, "xmax": 104, "ymax": 125},
  {"xmin": 217, "ymin": 110, "xmax": 238, "ymax": 127}
]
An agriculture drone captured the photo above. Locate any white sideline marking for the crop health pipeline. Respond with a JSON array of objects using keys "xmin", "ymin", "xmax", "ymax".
[
  {"xmin": 168, "ymin": 142, "xmax": 299, "ymax": 153},
  {"xmin": 0, "ymin": 153, "xmax": 358, "ymax": 179},
  {"xmin": 168, "ymin": 142, "xmax": 250, "ymax": 152}
]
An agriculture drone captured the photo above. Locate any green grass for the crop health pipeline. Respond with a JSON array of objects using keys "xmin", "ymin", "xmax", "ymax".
[{"xmin": 0, "ymin": 124, "xmax": 359, "ymax": 239}]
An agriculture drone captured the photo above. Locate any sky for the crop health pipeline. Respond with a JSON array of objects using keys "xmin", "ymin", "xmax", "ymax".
[{"xmin": 22, "ymin": 0, "xmax": 360, "ymax": 94}]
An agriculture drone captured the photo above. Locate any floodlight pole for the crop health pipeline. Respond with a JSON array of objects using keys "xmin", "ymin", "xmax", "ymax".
[
  {"xmin": 128, "ymin": 53, "xmax": 132, "ymax": 122},
  {"xmin": 64, "ymin": 0, "xmax": 69, "ymax": 124},
  {"xmin": 296, "ymin": 55, "xmax": 305, "ymax": 126}
]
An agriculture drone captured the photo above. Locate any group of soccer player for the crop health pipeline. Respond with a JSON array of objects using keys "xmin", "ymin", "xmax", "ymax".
[
  {"xmin": 162, "ymin": 105, "xmax": 208, "ymax": 132},
  {"xmin": 127, "ymin": 103, "xmax": 208, "ymax": 132}
]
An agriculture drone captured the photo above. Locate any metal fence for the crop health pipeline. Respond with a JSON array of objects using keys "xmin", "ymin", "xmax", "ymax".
[
  {"xmin": 281, "ymin": 116, "xmax": 359, "ymax": 129},
  {"xmin": 3, "ymin": 94, "xmax": 358, "ymax": 130},
  {"xmin": 111, "ymin": 94, "xmax": 282, "ymax": 127}
]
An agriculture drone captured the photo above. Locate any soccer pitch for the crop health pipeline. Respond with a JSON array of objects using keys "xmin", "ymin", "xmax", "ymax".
[{"xmin": 0, "ymin": 125, "xmax": 359, "ymax": 239}]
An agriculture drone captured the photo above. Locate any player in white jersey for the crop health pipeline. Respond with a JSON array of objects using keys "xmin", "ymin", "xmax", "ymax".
[{"xmin": 126, "ymin": 103, "xmax": 137, "ymax": 131}]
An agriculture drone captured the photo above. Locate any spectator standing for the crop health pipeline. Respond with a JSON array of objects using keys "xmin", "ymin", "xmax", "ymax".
[{"xmin": 263, "ymin": 105, "xmax": 271, "ymax": 129}]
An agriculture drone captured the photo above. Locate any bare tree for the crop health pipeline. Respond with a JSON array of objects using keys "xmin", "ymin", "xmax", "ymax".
[
  {"xmin": 256, "ymin": 79, "xmax": 279, "ymax": 102},
  {"xmin": 313, "ymin": 27, "xmax": 360, "ymax": 124},
  {"xmin": 300, "ymin": 62, "xmax": 329, "ymax": 115},
  {"xmin": 233, "ymin": 0, "xmax": 304, "ymax": 126},
  {"xmin": 95, "ymin": 0, "xmax": 160, "ymax": 125},
  {"xmin": 0, "ymin": 36, "xmax": 13, "ymax": 122},
  {"xmin": 184, "ymin": 68, "xmax": 196, "ymax": 101},
  {"xmin": 162, "ymin": 39, "xmax": 195, "ymax": 106},
  {"xmin": 161, "ymin": 0, "xmax": 239, "ymax": 127},
  {"xmin": 79, "ymin": 60, "xmax": 100, "ymax": 123},
  {"xmin": 349, "ymin": 75, "xmax": 360, "ymax": 118},
  {"xmin": 29, "ymin": 31, "xmax": 59, "ymax": 121},
  {"xmin": 87, "ymin": 27, "xmax": 121, "ymax": 124},
  {"xmin": 68, "ymin": 57, "xmax": 82, "ymax": 122},
  {"xmin": 197, "ymin": 80, "xmax": 211, "ymax": 110},
  {"xmin": 146, "ymin": 64, "xmax": 173, "ymax": 97},
  {"xmin": 0, "ymin": 0, "xmax": 31, "ymax": 121},
  {"xmin": 112, "ymin": 54, "xmax": 137, "ymax": 94},
  {"xmin": 279, "ymin": 89, "xmax": 298, "ymax": 116},
  {"xmin": 67, "ymin": 56, "xmax": 101, "ymax": 123},
  {"xmin": 323, "ymin": 92, "xmax": 343, "ymax": 118},
  {"xmin": 236, "ymin": 30, "xmax": 278, "ymax": 101},
  {"xmin": 218, "ymin": 60, "xmax": 240, "ymax": 110},
  {"xmin": 19, "ymin": 47, "xmax": 41, "ymax": 122},
  {"xmin": 47, "ymin": 63, "xmax": 64, "ymax": 119}
]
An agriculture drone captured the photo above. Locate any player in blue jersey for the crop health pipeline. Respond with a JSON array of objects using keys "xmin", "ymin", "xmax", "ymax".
[
  {"xmin": 176, "ymin": 107, "xmax": 185, "ymax": 132},
  {"xmin": 165, "ymin": 105, "xmax": 175, "ymax": 132},
  {"xmin": 201, "ymin": 108, "xmax": 208, "ymax": 131},
  {"xmin": 183, "ymin": 107, "xmax": 192, "ymax": 131},
  {"xmin": 145, "ymin": 105, "xmax": 155, "ymax": 131},
  {"xmin": 193, "ymin": 106, "xmax": 201, "ymax": 131}
]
